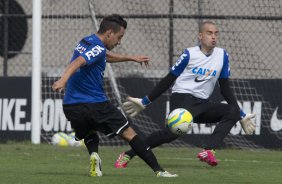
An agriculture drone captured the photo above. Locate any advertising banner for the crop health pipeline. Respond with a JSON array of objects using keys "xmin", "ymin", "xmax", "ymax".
[{"xmin": 0, "ymin": 77, "xmax": 282, "ymax": 148}]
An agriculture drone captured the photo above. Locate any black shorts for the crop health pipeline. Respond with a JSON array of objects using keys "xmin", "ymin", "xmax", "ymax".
[
  {"xmin": 170, "ymin": 93, "xmax": 241, "ymax": 124},
  {"xmin": 63, "ymin": 101, "xmax": 129, "ymax": 140}
]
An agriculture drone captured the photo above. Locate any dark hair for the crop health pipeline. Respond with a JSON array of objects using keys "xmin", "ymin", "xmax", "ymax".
[{"xmin": 97, "ymin": 14, "xmax": 127, "ymax": 34}]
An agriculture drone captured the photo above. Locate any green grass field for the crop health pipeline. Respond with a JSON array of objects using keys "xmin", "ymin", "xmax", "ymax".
[{"xmin": 0, "ymin": 143, "xmax": 281, "ymax": 184}]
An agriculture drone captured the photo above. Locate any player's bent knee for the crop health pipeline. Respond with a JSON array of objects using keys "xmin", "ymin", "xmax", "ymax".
[{"xmin": 120, "ymin": 126, "xmax": 137, "ymax": 141}]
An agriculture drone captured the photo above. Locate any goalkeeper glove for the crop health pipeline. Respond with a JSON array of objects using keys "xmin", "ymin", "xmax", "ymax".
[
  {"xmin": 239, "ymin": 111, "xmax": 256, "ymax": 135},
  {"xmin": 123, "ymin": 96, "xmax": 151, "ymax": 117}
]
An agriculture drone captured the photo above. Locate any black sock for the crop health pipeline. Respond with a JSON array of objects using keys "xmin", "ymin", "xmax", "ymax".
[
  {"xmin": 125, "ymin": 149, "xmax": 136, "ymax": 158},
  {"xmin": 126, "ymin": 129, "xmax": 179, "ymax": 159},
  {"xmin": 129, "ymin": 135, "xmax": 164, "ymax": 172},
  {"xmin": 84, "ymin": 133, "xmax": 99, "ymax": 155}
]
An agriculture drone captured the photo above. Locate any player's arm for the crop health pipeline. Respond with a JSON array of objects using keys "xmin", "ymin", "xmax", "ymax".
[
  {"xmin": 123, "ymin": 73, "xmax": 177, "ymax": 117},
  {"xmin": 219, "ymin": 50, "xmax": 255, "ymax": 134},
  {"xmin": 218, "ymin": 77, "xmax": 255, "ymax": 134},
  {"xmin": 123, "ymin": 49, "xmax": 190, "ymax": 117},
  {"xmin": 218, "ymin": 50, "xmax": 240, "ymax": 108},
  {"xmin": 106, "ymin": 51, "xmax": 149, "ymax": 66},
  {"xmin": 147, "ymin": 73, "xmax": 177, "ymax": 102},
  {"xmin": 52, "ymin": 56, "xmax": 86, "ymax": 92},
  {"xmin": 218, "ymin": 78, "xmax": 240, "ymax": 109}
]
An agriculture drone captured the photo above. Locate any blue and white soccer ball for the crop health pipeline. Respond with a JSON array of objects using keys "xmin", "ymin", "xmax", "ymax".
[
  {"xmin": 51, "ymin": 132, "xmax": 70, "ymax": 146},
  {"xmin": 167, "ymin": 108, "xmax": 193, "ymax": 135},
  {"xmin": 51, "ymin": 132, "xmax": 84, "ymax": 146}
]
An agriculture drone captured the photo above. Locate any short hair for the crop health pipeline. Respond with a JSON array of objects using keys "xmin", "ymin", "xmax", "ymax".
[
  {"xmin": 97, "ymin": 14, "xmax": 127, "ymax": 34},
  {"xmin": 199, "ymin": 21, "xmax": 216, "ymax": 33}
]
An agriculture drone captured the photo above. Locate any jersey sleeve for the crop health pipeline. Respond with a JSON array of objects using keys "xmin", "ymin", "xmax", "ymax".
[
  {"xmin": 74, "ymin": 40, "xmax": 106, "ymax": 65},
  {"xmin": 219, "ymin": 50, "xmax": 230, "ymax": 78},
  {"xmin": 170, "ymin": 49, "xmax": 190, "ymax": 76}
]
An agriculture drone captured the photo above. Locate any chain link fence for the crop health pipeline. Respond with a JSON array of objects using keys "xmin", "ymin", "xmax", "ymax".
[
  {"xmin": 1, "ymin": 0, "xmax": 282, "ymax": 147},
  {"xmin": 0, "ymin": 0, "xmax": 32, "ymax": 76},
  {"xmin": 1, "ymin": 0, "xmax": 282, "ymax": 78}
]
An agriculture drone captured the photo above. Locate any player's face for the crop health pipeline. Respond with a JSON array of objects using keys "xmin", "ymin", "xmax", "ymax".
[
  {"xmin": 105, "ymin": 27, "xmax": 125, "ymax": 50},
  {"xmin": 198, "ymin": 24, "xmax": 218, "ymax": 50}
]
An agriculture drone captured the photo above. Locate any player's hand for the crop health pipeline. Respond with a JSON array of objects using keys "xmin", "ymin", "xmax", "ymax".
[
  {"xmin": 239, "ymin": 113, "xmax": 255, "ymax": 135},
  {"xmin": 132, "ymin": 55, "xmax": 149, "ymax": 67},
  {"xmin": 123, "ymin": 97, "xmax": 146, "ymax": 117},
  {"xmin": 52, "ymin": 79, "xmax": 66, "ymax": 93}
]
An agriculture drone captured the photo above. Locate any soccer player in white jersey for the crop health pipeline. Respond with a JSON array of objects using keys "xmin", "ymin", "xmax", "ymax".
[
  {"xmin": 115, "ymin": 21, "xmax": 255, "ymax": 168},
  {"xmin": 52, "ymin": 14, "xmax": 177, "ymax": 177}
]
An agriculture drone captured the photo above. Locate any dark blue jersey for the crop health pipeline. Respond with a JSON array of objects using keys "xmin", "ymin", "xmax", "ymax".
[{"xmin": 63, "ymin": 34, "xmax": 108, "ymax": 104}]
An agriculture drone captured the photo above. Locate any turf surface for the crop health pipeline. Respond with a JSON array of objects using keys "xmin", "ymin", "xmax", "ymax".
[{"xmin": 0, "ymin": 143, "xmax": 281, "ymax": 184}]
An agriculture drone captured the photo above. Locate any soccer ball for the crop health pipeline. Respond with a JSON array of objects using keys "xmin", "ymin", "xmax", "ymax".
[
  {"xmin": 51, "ymin": 132, "xmax": 70, "ymax": 146},
  {"xmin": 167, "ymin": 108, "xmax": 193, "ymax": 135}
]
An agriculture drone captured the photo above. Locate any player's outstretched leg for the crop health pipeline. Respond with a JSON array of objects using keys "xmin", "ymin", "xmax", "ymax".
[
  {"xmin": 121, "ymin": 126, "xmax": 178, "ymax": 177},
  {"xmin": 89, "ymin": 152, "xmax": 102, "ymax": 176},
  {"xmin": 115, "ymin": 129, "xmax": 179, "ymax": 168},
  {"xmin": 197, "ymin": 149, "xmax": 218, "ymax": 166}
]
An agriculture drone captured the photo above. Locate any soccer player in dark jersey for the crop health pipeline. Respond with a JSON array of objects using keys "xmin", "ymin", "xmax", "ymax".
[
  {"xmin": 114, "ymin": 21, "xmax": 256, "ymax": 168},
  {"xmin": 52, "ymin": 14, "xmax": 177, "ymax": 177}
]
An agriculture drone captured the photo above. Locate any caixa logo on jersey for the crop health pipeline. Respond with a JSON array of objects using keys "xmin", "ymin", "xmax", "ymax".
[
  {"xmin": 85, "ymin": 45, "xmax": 105, "ymax": 60},
  {"xmin": 192, "ymin": 67, "xmax": 217, "ymax": 77}
]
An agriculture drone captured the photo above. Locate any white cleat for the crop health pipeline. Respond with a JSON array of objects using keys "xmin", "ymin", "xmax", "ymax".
[
  {"xmin": 90, "ymin": 152, "xmax": 102, "ymax": 177},
  {"xmin": 156, "ymin": 171, "xmax": 178, "ymax": 177}
]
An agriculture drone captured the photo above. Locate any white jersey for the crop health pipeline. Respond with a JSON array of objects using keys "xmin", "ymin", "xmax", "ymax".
[{"xmin": 170, "ymin": 46, "xmax": 230, "ymax": 99}]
